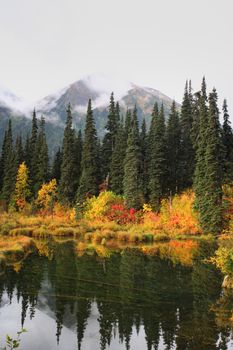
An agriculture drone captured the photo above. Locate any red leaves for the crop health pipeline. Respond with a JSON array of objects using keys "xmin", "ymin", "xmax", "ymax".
[{"xmin": 106, "ymin": 204, "xmax": 138, "ymax": 225}]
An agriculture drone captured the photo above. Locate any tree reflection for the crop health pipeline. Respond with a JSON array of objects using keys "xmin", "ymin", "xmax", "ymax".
[{"xmin": 0, "ymin": 239, "xmax": 232, "ymax": 350}]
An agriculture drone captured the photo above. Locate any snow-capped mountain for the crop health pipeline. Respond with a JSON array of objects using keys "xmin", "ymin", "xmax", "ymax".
[
  {"xmin": 0, "ymin": 74, "xmax": 180, "ymax": 154},
  {"xmin": 36, "ymin": 74, "xmax": 179, "ymax": 134}
]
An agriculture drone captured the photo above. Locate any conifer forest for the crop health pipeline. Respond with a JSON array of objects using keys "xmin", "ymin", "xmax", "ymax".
[
  {"xmin": 1, "ymin": 1, "xmax": 233, "ymax": 347},
  {"xmin": 1, "ymin": 78, "xmax": 232, "ymax": 233},
  {"xmin": 0, "ymin": 76, "xmax": 233, "ymax": 349}
]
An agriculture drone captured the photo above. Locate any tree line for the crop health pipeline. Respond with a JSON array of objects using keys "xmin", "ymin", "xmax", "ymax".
[{"xmin": 0, "ymin": 77, "xmax": 232, "ymax": 234}]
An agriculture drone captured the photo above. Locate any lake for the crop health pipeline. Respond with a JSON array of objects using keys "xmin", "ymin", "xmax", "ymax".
[{"xmin": 0, "ymin": 239, "xmax": 233, "ymax": 350}]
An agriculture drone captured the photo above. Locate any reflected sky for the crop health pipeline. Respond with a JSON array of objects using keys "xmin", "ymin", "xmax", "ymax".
[{"xmin": 0, "ymin": 240, "xmax": 233, "ymax": 350}]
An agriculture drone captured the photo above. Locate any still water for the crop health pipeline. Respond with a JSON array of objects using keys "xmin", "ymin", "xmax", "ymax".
[{"xmin": 0, "ymin": 239, "xmax": 233, "ymax": 350}]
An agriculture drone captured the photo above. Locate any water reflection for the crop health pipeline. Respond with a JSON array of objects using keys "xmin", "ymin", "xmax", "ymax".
[{"xmin": 0, "ymin": 239, "xmax": 232, "ymax": 350}]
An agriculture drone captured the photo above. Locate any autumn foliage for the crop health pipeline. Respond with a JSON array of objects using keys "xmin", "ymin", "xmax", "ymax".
[
  {"xmin": 80, "ymin": 190, "xmax": 200, "ymax": 236},
  {"xmin": 36, "ymin": 179, "xmax": 58, "ymax": 215},
  {"xmin": 13, "ymin": 162, "xmax": 31, "ymax": 211}
]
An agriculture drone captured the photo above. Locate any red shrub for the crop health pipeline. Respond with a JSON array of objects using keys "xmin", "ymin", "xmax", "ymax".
[{"xmin": 105, "ymin": 204, "xmax": 140, "ymax": 225}]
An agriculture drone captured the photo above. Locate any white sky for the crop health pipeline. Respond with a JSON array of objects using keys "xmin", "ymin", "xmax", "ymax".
[{"xmin": 0, "ymin": 0, "xmax": 232, "ymax": 119}]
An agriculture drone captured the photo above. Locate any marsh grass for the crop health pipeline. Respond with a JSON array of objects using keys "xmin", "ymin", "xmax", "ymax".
[{"xmin": 0, "ymin": 236, "xmax": 35, "ymax": 265}]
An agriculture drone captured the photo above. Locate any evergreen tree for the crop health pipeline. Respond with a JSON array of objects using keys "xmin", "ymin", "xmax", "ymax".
[
  {"xmin": 222, "ymin": 99, "xmax": 233, "ymax": 183},
  {"xmin": 203, "ymin": 89, "xmax": 223, "ymax": 234},
  {"xmin": 110, "ymin": 118, "xmax": 127, "ymax": 194},
  {"xmin": 77, "ymin": 100, "xmax": 99, "ymax": 202},
  {"xmin": 15, "ymin": 135, "xmax": 24, "ymax": 166},
  {"xmin": 24, "ymin": 134, "xmax": 31, "ymax": 169},
  {"xmin": 148, "ymin": 103, "xmax": 159, "ymax": 149},
  {"xmin": 180, "ymin": 81, "xmax": 195, "ymax": 189},
  {"xmin": 194, "ymin": 78, "xmax": 209, "ymax": 226},
  {"xmin": 59, "ymin": 104, "xmax": 78, "ymax": 204},
  {"xmin": 74, "ymin": 130, "xmax": 83, "ymax": 187},
  {"xmin": 125, "ymin": 108, "xmax": 132, "ymax": 139},
  {"xmin": 123, "ymin": 106, "xmax": 143, "ymax": 209},
  {"xmin": 115, "ymin": 101, "xmax": 120, "ymax": 122},
  {"xmin": 101, "ymin": 93, "xmax": 118, "ymax": 178},
  {"xmin": 0, "ymin": 130, "xmax": 8, "ymax": 192},
  {"xmin": 1, "ymin": 120, "xmax": 17, "ymax": 205},
  {"xmin": 96, "ymin": 138, "xmax": 103, "ymax": 187},
  {"xmin": 148, "ymin": 104, "xmax": 166, "ymax": 211},
  {"xmin": 51, "ymin": 148, "xmax": 63, "ymax": 183},
  {"xmin": 29, "ymin": 109, "xmax": 38, "ymax": 189},
  {"xmin": 166, "ymin": 101, "xmax": 181, "ymax": 195},
  {"xmin": 34, "ymin": 116, "xmax": 49, "ymax": 193},
  {"xmin": 191, "ymin": 91, "xmax": 201, "ymax": 150},
  {"xmin": 140, "ymin": 118, "xmax": 148, "ymax": 200}
]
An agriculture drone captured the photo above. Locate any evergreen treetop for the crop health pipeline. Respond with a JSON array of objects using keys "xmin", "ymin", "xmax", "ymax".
[{"xmin": 77, "ymin": 99, "xmax": 99, "ymax": 203}]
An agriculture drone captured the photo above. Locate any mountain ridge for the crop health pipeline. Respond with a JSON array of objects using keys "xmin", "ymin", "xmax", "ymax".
[{"xmin": 0, "ymin": 75, "xmax": 180, "ymax": 155}]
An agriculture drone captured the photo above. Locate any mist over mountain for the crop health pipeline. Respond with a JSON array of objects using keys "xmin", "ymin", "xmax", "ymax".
[
  {"xmin": 0, "ymin": 74, "xmax": 179, "ymax": 155},
  {"xmin": 36, "ymin": 74, "xmax": 178, "ymax": 133}
]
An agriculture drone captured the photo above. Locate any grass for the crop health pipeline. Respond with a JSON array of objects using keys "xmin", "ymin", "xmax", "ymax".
[
  {"xmin": 0, "ymin": 191, "xmax": 219, "ymax": 257},
  {"xmin": 0, "ymin": 211, "xmax": 207, "ymax": 245},
  {"xmin": 0, "ymin": 236, "xmax": 35, "ymax": 267}
]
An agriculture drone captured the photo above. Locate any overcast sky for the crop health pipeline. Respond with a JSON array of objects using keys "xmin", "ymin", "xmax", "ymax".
[{"xmin": 0, "ymin": 0, "xmax": 232, "ymax": 119}]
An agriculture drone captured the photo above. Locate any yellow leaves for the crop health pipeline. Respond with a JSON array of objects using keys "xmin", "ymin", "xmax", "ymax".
[
  {"xmin": 143, "ymin": 203, "xmax": 152, "ymax": 213},
  {"xmin": 36, "ymin": 179, "xmax": 57, "ymax": 213},
  {"xmin": 83, "ymin": 191, "xmax": 122, "ymax": 221},
  {"xmin": 159, "ymin": 191, "xmax": 200, "ymax": 235},
  {"xmin": 14, "ymin": 162, "xmax": 31, "ymax": 211},
  {"xmin": 69, "ymin": 208, "xmax": 76, "ymax": 221}
]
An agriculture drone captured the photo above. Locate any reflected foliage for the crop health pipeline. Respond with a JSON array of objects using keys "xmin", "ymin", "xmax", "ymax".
[{"xmin": 0, "ymin": 240, "xmax": 232, "ymax": 349}]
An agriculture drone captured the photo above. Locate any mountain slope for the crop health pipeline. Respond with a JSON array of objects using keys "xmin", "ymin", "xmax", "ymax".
[
  {"xmin": 37, "ymin": 75, "xmax": 179, "ymax": 137},
  {"xmin": 0, "ymin": 76, "xmax": 180, "ymax": 155}
]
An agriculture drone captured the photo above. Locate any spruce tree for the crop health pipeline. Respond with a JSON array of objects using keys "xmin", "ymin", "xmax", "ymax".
[
  {"xmin": 110, "ymin": 118, "xmax": 127, "ymax": 194},
  {"xmin": 123, "ymin": 106, "xmax": 143, "ymax": 209},
  {"xmin": 148, "ymin": 103, "xmax": 159, "ymax": 149},
  {"xmin": 148, "ymin": 104, "xmax": 166, "ymax": 211},
  {"xmin": 29, "ymin": 109, "xmax": 38, "ymax": 190},
  {"xmin": 191, "ymin": 91, "xmax": 201, "ymax": 150},
  {"xmin": 15, "ymin": 135, "xmax": 24, "ymax": 166},
  {"xmin": 222, "ymin": 99, "xmax": 233, "ymax": 183},
  {"xmin": 96, "ymin": 138, "xmax": 103, "ymax": 187},
  {"xmin": 59, "ymin": 104, "xmax": 78, "ymax": 204},
  {"xmin": 140, "ymin": 118, "xmax": 148, "ymax": 200},
  {"xmin": 203, "ymin": 89, "xmax": 223, "ymax": 234},
  {"xmin": 77, "ymin": 100, "xmax": 99, "ymax": 202},
  {"xmin": 166, "ymin": 101, "xmax": 181, "ymax": 195},
  {"xmin": 125, "ymin": 108, "xmax": 132, "ymax": 139},
  {"xmin": 52, "ymin": 148, "xmax": 63, "ymax": 183},
  {"xmin": 24, "ymin": 134, "xmax": 31, "ymax": 169},
  {"xmin": 0, "ymin": 130, "xmax": 8, "ymax": 192},
  {"xmin": 1, "ymin": 120, "xmax": 17, "ymax": 205},
  {"xmin": 115, "ymin": 101, "xmax": 120, "ymax": 123},
  {"xmin": 35, "ymin": 116, "xmax": 49, "ymax": 193},
  {"xmin": 194, "ymin": 78, "xmax": 209, "ymax": 224},
  {"xmin": 101, "ymin": 93, "xmax": 118, "ymax": 178},
  {"xmin": 180, "ymin": 81, "xmax": 195, "ymax": 189},
  {"xmin": 74, "ymin": 130, "xmax": 83, "ymax": 188}
]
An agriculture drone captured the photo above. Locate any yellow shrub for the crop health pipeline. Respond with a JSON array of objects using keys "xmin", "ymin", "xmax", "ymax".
[{"xmin": 84, "ymin": 191, "xmax": 122, "ymax": 221}]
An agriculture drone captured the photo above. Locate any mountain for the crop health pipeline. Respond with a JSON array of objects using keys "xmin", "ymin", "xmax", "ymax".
[
  {"xmin": 0, "ymin": 75, "xmax": 180, "ymax": 156},
  {"xmin": 0, "ymin": 85, "xmax": 64, "ymax": 157},
  {"xmin": 0, "ymin": 86, "xmax": 31, "ymax": 150},
  {"xmin": 37, "ymin": 75, "xmax": 179, "ymax": 137}
]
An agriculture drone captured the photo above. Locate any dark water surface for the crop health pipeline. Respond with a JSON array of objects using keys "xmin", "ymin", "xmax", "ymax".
[{"xmin": 0, "ymin": 239, "xmax": 233, "ymax": 350}]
